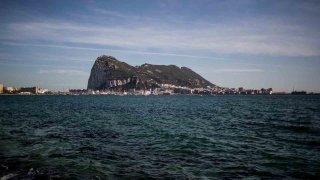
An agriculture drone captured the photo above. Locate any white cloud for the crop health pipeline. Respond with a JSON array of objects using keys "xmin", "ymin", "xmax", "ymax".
[
  {"xmin": 215, "ymin": 68, "xmax": 265, "ymax": 73},
  {"xmin": 39, "ymin": 69, "xmax": 89, "ymax": 76}
]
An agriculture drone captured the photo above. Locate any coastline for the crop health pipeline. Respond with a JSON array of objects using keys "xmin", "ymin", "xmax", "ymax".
[{"xmin": 1, "ymin": 94, "xmax": 319, "ymax": 96}]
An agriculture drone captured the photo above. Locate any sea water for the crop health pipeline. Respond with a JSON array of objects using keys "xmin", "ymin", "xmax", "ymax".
[{"xmin": 0, "ymin": 95, "xmax": 319, "ymax": 179}]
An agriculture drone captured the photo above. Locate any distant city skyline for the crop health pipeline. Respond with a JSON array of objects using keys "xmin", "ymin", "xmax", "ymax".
[{"xmin": 0, "ymin": 0, "xmax": 320, "ymax": 92}]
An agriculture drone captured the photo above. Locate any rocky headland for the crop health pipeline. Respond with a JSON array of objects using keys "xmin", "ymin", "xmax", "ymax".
[{"xmin": 87, "ymin": 55, "xmax": 215, "ymax": 91}]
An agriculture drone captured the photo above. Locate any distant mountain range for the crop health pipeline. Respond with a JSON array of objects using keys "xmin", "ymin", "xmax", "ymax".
[{"xmin": 87, "ymin": 55, "xmax": 215, "ymax": 90}]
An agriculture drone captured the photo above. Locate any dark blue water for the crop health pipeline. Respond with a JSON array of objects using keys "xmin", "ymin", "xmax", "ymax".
[{"xmin": 0, "ymin": 95, "xmax": 320, "ymax": 179}]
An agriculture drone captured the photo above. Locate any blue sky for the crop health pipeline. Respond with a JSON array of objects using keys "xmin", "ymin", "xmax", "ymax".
[{"xmin": 0, "ymin": 0, "xmax": 319, "ymax": 92}]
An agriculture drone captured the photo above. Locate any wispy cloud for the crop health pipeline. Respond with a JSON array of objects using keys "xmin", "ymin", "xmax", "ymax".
[
  {"xmin": 0, "ymin": 62, "xmax": 88, "ymax": 69},
  {"xmin": 2, "ymin": 17, "xmax": 319, "ymax": 57},
  {"xmin": 215, "ymin": 68, "xmax": 265, "ymax": 73},
  {"xmin": 92, "ymin": 8, "xmax": 158, "ymax": 22},
  {"xmin": 0, "ymin": 51, "xmax": 93, "ymax": 62},
  {"xmin": 2, "ymin": 41, "xmax": 225, "ymax": 60},
  {"xmin": 39, "ymin": 69, "xmax": 89, "ymax": 76}
]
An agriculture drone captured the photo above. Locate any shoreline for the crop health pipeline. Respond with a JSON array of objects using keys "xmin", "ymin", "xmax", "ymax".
[{"xmin": 1, "ymin": 94, "xmax": 319, "ymax": 96}]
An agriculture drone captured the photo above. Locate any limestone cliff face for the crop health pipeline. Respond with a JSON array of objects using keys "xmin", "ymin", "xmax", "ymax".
[
  {"xmin": 87, "ymin": 55, "xmax": 136, "ymax": 90},
  {"xmin": 87, "ymin": 58, "xmax": 108, "ymax": 90},
  {"xmin": 87, "ymin": 55, "xmax": 215, "ymax": 90}
]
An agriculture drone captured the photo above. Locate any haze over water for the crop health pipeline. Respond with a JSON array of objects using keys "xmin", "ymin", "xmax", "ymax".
[{"xmin": 1, "ymin": 95, "xmax": 319, "ymax": 179}]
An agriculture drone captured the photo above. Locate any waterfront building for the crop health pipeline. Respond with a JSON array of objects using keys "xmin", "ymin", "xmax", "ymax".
[
  {"xmin": 3, "ymin": 86, "xmax": 18, "ymax": 94},
  {"xmin": 291, "ymin": 91, "xmax": 307, "ymax": 95},
  {"xmin": 19, "ymin": 87, "xmax": 48, "ymax": 94},
  {"xmin": 69, "ymin": 89, "xmax": 88, "ymax": 95},
  {"xmin": 238, "ymin": 87, "xmax": 244, "ymax": 92},
  {"xmin": 0, "ymin": 83, "xmax": 3, "ymax": 94},
  {"xmin": 174, "ymin": 87, "xmax": 192, "ymax": 94},
  {"xmin": 161, "ymin": 84, "xmax": 176, "ymax": 89},
  {"xmin": 37, "ymin": 88, "xmax": 48, "ymax": 94},
  {"xmin": 19, "ymin": 87, "xmax": 38, "ymax": 94}
]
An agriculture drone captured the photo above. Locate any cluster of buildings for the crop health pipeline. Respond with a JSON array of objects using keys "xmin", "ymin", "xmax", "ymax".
[
  {"xmin": 0, "ymin": 83, "xmax": 49, "ymax": 95},
  {"xmin": 220, "ymin": 87, "xmax": 273, "ymax": 95},
  {"xmin": 69, "ymin": 88, "xmax": 172, "ymax": 96},
  {"xmin": 69, "ymin": 84, "xmax": 273, "ymax": 96},
  {"xmin": 2, "ymin": 82, "xmax": 315, "ymax": 96}
]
